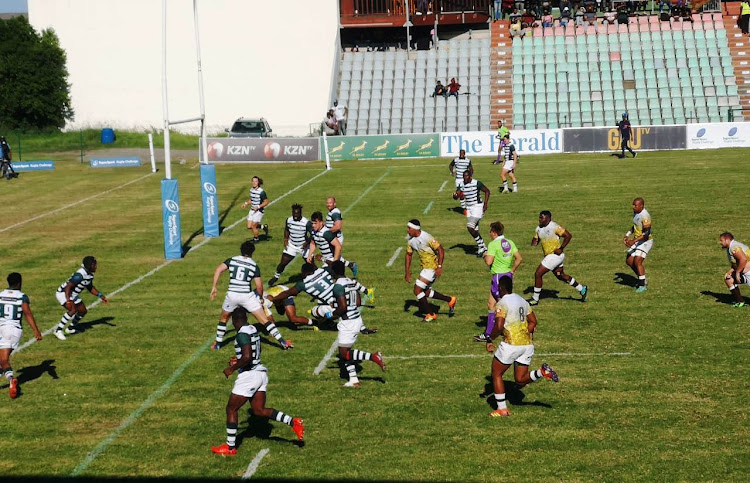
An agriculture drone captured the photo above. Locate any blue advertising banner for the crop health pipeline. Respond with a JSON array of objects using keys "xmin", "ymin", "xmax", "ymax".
[
  {"xmin": 11, "ymin": 161, "xmax": 55, "ymax": 171},
  {"xmin": 200, "ymin": 164, "xmax": 220, "ymax": 238},
  {"xmin": 161, "ymin": 179, "xmax": 182, "ymax": 260},
  {"xmin": 90, "ymin": 157, "xmax": 142, "ymax": 168}
]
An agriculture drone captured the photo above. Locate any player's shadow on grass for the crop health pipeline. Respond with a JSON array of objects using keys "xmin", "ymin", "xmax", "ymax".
[
  {"xmin": 614, "ymin": 272, "xmax": 638, "ymax": 288},
  {"xmin": 403, "ymin": 299, "xmax": 445, "ymax": 318},
  {"xmin": 701, "ymin": 290, "xmax": 747, "ymax": 305},
  {"xmin": 480, "ymin": 376, "xmax": 553, "ymax": 410},
  {"xmin": 446, "ymin": 206, "xmax": 464, "ymax": 215},
  {"xmin": 521, "ymin": 287, "xmax": 565, "ymax": 302},
  {"xmin": 237, "ymin": 414, "xmax": 304, "ymax": 448},
  {"xmin": 449, "ymin": 243, "xmax": 480, "ymax": 256},
  {"xmin": 72, "ymin": 316, "xmax": 115, "ymax": 334},
  {"xmin": 335, "ymin": 362, "xmax": 386, "ymax": 384},
  {"xmin": 0, "ymin": 359, "xmax": 59, "ymax": 397},
  {"xmin": 476, "ymin": 315, "xmax": 488, "ymax": 328}
]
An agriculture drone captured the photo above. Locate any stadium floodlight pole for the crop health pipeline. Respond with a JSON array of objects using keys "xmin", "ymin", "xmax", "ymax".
[{"xmin": 193, "ymin": 0, "xmax": 209, "ymax": 165}]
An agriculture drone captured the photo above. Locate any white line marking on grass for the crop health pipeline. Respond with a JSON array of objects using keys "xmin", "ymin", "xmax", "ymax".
[
  {"xmin": 385, "ymin": 352, "xmax": 633, "ymax": 360},
  {"xmin": 342, "ymin": 168, "xmax": 392, "ymax": 215},
  {"xmin": 314, "ymin": 339, "xmax": 339, "ymax": 375},
  {"xmin": 17, "ymin": 169, "xmax": 330, "ymax": 355},
  {"xmin": 243, "ymin": 448, "xmax": 270, "ymax": 479},
  {"xmin": 386, "ymin": 247, "xmax": 403, "ymax": 267},
  {"xmin": 71, "ymin": 340, "xmax": 211, "ymax": 476},
  {"xmin": 423, "ymin": 201, "xmax": 434, "ymax": 214},
  {"xmin": 438, "ymin": 180, "xmax": 448, "ymax": 192},
  {"xmin": 0, "ymin": 172, "xmax": 155, "ymax": 234}
]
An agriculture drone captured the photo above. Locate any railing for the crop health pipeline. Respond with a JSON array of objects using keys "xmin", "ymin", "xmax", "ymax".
[{"xmin": 346, "ymin": 0, "xmax": 491, "ymax": 16}]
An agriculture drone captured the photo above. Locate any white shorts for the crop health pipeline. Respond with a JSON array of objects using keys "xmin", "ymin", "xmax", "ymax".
[
  {"xmin": 231, "ymin": 369, "xmax": 268, "ymax": 398},
  {"xmin": 502, "ymin": 159, "xmax": 516, "ymax": 171},
  {"xmin": 541, "ymin": 252, "xmax": 565, "ymax": 271},
  {"xmin": 222, "ymin": 292, "xmax": 262, "ymax": 314},
  {"xmin": 494, "ymin": 341, "xmax": 534, "ymax": 366},
  {"xmin": 0, "ymin": 325, "xmax": 23, "ymax": 351},
  {"xmin": 628, "ymin": 239, "xmax": 653, "ymax": 259},
  {"xmin": 454, "ymin": 178, "xmax": 463, "ymax": 189},
  {"xmin": 337, "ymin": 317, "xmax": 364, "ymax": 347},
  {"xmin": 283, "ymin": 244, "xmax": 306, "ymax": 258},
  {"xmin": 247, "ymin": 210, "xmax": 264, "ymax": 224},
  {"xmin": 466, "ymin": 205, "xmax": 484, "ymax": 229},
  {"xmin": 417, "ymin": 269, "xmax": 436, "ymax": 286},
  {"xmin": 55, "ymin": 291, "xmax": 82, "ymax": 307}
]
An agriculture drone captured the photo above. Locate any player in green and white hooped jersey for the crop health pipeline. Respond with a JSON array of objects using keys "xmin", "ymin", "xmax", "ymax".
[
  {"xmin": 240, "ymin": 176, "xmax": 270, "ymax": 243},
  {"xmin": 210, "ymin": 240, "xmax": 292, "ymax": 351},
  {"xmin": 269, "ymin": 263, "xmax": 377, "ymax": 334},
  {"xmin": 449, "ymin": 149, "xmax": 473, "ymax": 213},
  {"xmin": 325, "ymin": 197, "xmax": 358, "ymax": 275},
  {"xmin": 455, "ymin": 171, "xmax": 491, "ymax": 257},
  {"xmin": 54, "ymin": 256, "xmax": 108, "ymax": 340},
  {"xmin": 211, "ymin": 308, "xmax": 304, "ymax": 455},
  {"xmin": 330, "ymin": 261, "xmax": 385, "ymax": 387},
  {"xmin": 268, "ymin": 204, "xmax": 312, "ymax": 287},
  {"xmin": 308, "ymin": 211, "xmax": 358, "ymax": 276},
  {"xmin": 1, "ymin": 273, "xmax": 43, "ymax": 399}
]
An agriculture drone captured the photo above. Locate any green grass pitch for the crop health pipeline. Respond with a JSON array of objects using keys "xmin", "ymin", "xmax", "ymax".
[{"xmin": 1, "ymin": 149, "xmax": 748, "ymax": 480}]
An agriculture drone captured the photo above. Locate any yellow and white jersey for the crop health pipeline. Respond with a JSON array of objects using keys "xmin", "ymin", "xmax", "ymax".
[
  {"xmin": 496, "ymin": 294, "xmax": 533, "ymax": 346},
  {"xmin": 407, "ymin": 230, "xmax": 441, "ymax": 270},
  {"xmin": 263, "ymin": 285, "xmax": 289, "ymax": 313},
  {"xmin": 632, "ymin": 209, "xmax": 652, "ymax": 240},
  {"xmin": 727, "ymin": 240, "xmax": 750, "ymax": 265},
  {"xmin": 533, "ymin": 221, "xmax": 566, "ymax": 256}
]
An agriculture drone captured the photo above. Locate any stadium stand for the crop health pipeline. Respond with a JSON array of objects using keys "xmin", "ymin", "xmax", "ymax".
[
  {"xmin": 338, "ymin": 37, "xmax": 493, "ymax": 135},
  {"xmin": 508, "ymin": 12, "xmax": 743, "ymax": 129}
]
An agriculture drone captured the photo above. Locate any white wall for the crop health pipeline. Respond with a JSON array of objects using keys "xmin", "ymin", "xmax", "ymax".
[{"xmin": 29, "ymin": 0, "xmax": 338, "ymax": 136}]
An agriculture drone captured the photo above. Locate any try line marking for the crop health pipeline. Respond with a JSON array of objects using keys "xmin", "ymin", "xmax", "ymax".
[
  {"xmin": 386, "ymin": 247, "xmax": 403, "ymax": 267},
  {"xmin": 423, "ymin": 201, "xmax": 434, "ymax": 214},
  {"xmin": 0, "ymin": 172, "xmax": 155, "ymax": 234},
  {"xmin": 385, "ymin": 352, "xmax": 633, "ymax": 360},
  {"xmin": 243, "ymin": 448, "xmax": 270, "ymax": 479},
  {"xmin": 18, "ymin": 168, "xmax": 330, "ymax": 354},
  {"xmin": 437, "ymin": 180, "xmax": 448, "ymax": 192}
]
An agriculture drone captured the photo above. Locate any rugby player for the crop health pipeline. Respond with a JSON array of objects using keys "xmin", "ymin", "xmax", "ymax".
[
  {"xmin": 330, "ymin": 261, "xmax": 386, "ymax": 387},
  {"xmin": 476, "ymin": 222, "xmax": 522, "ymax": 342},
  {"xmin": 211, "ymin": 308, "xmax": 304, "ymax": 456},
  {"xmin": 719, "ymin": 232, "xmax": 750, "ymax": 308},
  {"xmin": 240, "ymin": 176, "xmax": 269, "ymax": 243},
  {"xmin": 485, "ymin": 277, "xmax": 559, "ymax": 417},
  {"xmin": 262, "ymin": 284, "xmax": 318, "ymax": 329},
  {"xmin": 499, "ymin": 133, "xmax": 519, "ymax": 193},
  {"xmin": 455, "ymin": 171, "xmax": 491, "ymax": 257},
  {"xmin": 268, "ymin": 204, "xmax": 311, "ymax": 287},
  {"xmin": 1, "ymin": 273, "xmax": 43, "ymax": 399},
  {"xmin": 53, "ymin": 256, "xmax": 108, "ymax": 340},
  {"xmin": 624, "ymin": 198, "xmax": 652, "ymax": 293},
  {"xmin": 494, "ymin": 120, "xmax": 510, "ymax": 165},
  {"xmin": 308, "ymin": 211, "xmax": 358, "ymax": 277},
  {"xmin": 529, "ymin": 211, "xmax": 588, "ymax": 305},
  {"xmin": 210, "ymin": 240, "xmax": 292, "ymax": 351},
  {"xmin": 448, "ymin": 149, "xmax": 473, "ymax": 214},
  {"xmin": 405, "ymin": 219, "xmax": 457, "ymax": 322},
  {"xmin": 325, "ymin": 197, "xmax": 346, "ymax": 246}
]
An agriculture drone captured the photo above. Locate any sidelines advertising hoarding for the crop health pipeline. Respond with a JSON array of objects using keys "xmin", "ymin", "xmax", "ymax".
[
  {"xmin": 563, "ymin": 125, "xmax": 687, "ymax": 152},
  {"xmin": 90, "ymin": 157, "xmax": 142, "ymax": 168},
  {"xmin": 324, "ymin": 133, "xmax": 440, "ymax": 160},
  {"xmin": 11, "ymin": 161, "xmax": 55, "ymax": 171},
  {"xmin": 199, "ymin": 164, "xmax": 220, "ymax": 238},
  {"xmin": 685, "ymin": 122, "xmax": 750, "ymax": 149},
  {"xmin": 205, "ymin": 138, "xmax": 319, "ymax": 163},
  {"xmin": 440, "ymin": 129, "xmax": 562, "ymax": 157},
  {"xmin": 161, "ymin": 179, "xmax": 182, "ymax": 260}
]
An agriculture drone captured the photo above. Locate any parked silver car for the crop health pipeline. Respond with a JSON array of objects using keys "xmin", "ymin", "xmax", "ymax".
[{"xmin": 225, "ymin": 117, "xmax": 272, "ymax": 138}]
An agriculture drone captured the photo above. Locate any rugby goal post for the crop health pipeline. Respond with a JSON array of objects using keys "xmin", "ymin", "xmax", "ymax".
[{"xmin": 161, "ymin": 0, "xmax": 219, "ymax": 260}]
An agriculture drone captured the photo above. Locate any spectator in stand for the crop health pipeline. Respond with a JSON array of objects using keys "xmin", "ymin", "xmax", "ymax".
[
  {"xmin": 431, "ymin": 80, "xmax": 447, "ymax": 98},
  {"xmin": 417, "ymin": 0, "xmax": 429, "ymax": 14},
  {"xmin": 509, "ymin": 7, "xmax": 522, "ymax": 24},
  {"xmin": 575, "ymin": 6, "xmax": 586, "ymax": 26},
  {"xmin": 542, "ymin": 11, "xmax": 554, "ymax": 27},
  {"xmin": 502, "ymin": 0, "xmax": 515, "ymax": 19},
  {"xmin": 323, "ymin": 110, "xmax": 338, "ymax": 136},
  {"xmin": 741, "ymin": 0, "xmax": 750, "ymax": 35},
  {"xmin": 584, "ymin": 0, "xmax": 597, "ymax": 27},
  {"xmin": 603, "ymin": 7, "xmax": 616, "ymax": 25},
  {"xmin": 560, "ymin": 6, "xmax": 572, "ymax": 25},
  {"xmin": 528, "ymin": 0, "xmax": 542, "ymax": 18},
  {"xmin": 510, "ymin": 17, "xmax": 526, "ymax": 37},
  {"xmin": 658, "ymin": 0, "xmax": 670, "ymax": 12},
  {"xmin": 332, "ymin": 100, "xmax": 348, "ymax": 135},
  {"xmin": 447, "ymin": 78, "xmax": 462, "ymax": 99},
  {"xmin": 494, "ymin": 0, "xmax": 503, "ymax": 20},
  {"xmin": 617, "ymin": 3, "xmax": 629, "ymax": 24}
]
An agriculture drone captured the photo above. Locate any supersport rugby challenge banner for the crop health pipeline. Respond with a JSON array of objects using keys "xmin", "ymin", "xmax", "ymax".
[
  {"xmin": 205, "ymin": 138, "xmax": 319, "ymax": 163},
  {"xmin": 324, "ymin": 133, "xmax": 439, "ymax": 160},
  {"xmin": 685, "ymin": 122, "xmax": 750, "ymax": 149}
]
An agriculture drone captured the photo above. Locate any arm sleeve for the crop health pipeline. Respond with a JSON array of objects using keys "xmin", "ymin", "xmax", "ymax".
[
  {"xmin": 294, "ymin": 280, "xmax": 306, "ymax": 292},
  {"xmin": 70, "ymin": 273, "xmax": 84, "ymax": 284},
  {"xmin": 332, "ymin": 284, "xmax": 345, "ymax": 298},
  {"xmin": 555, "ymin": 225, "xmax": 566, "ymax": 236},
  {"xmin": 428, "ymin": 238, "xmax": 441, "ymax": 250},
  {"xmin": 223, "ymin": 258, "xmax": 233, "ymax": 267},
  {"xmin": 260, "ymin": 190, "xmax": 268, "ymax": 202},
  {"xmin": 476, "ymin": 180, "xmax": 486, "ymax": 190},
  {"xmin": 324, "ymin": 231, "xmax": 336, "ymax": 243},
  {"xmin": 22, "ymin": 294, "xmax": 30, "ymax": 304},
  {"xmin": 236, "ymin": 332, "xmax": 252, "ymax": 347},
  {"xmin": 330, "ymin": 211, "xmax": 342, "ymax": 222}
]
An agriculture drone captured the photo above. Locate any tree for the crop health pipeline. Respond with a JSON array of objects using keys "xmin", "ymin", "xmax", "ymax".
[{"xmin": 0, "ymin": 16, "xmax": 74, "ymax": 130}]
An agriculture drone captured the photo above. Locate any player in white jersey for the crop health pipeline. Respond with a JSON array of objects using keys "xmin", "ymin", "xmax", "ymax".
[
  {"xmin": 448, "ymin": 149, "xmax": 473, "ymax": 214},
  {"xmin": 623, "ymin": 197, "xmax": 653, "ymax": 293},
  {"xmin": 53, "ymin": 256, "xmax": 108, "ymax": 340},
  {"xmin": 210, "ymin": 240, "xmax": 292, "ymax": 351},
  {"xmin": 485, "ymin": 277, "xmax": 558, "ymax": 417},
  {"xmin": 499, "ymin": 133, "xmax": 519, "ymax": 193},
  {"xmin": 405, "ymin": 219, "xmax": 457, "ymax": 322},
  {"xmin": 330, "ymin": 261, "xmax": 386, "ymax": 387},
  {"xmin": 529, "ymin": 211, "xmax": 588, "ymax": 305},
  {"xmin": 241, "ymin": 176, "xmax": 269, "ymax": 243},
  {"xmin": 211, "ymin": 308, "xmax": 304, "ymax": 456},
  {"xmin": 455, "ymin": 170, "xmax": 491, "ymax": 257},
  {"xmin": 1, "ymin": 273, "xmax": 43, "ymax": 399},
  {"xmin": 308, "ymin": 211, "xmax": 358, "ymax": 276},
  {"xmin": 719, "ymin": 232, "xmax": 750, "ymax": 308},
  {"xmin": 268, "ymin": 204, "xmax": 312, "ymax": 286}
]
